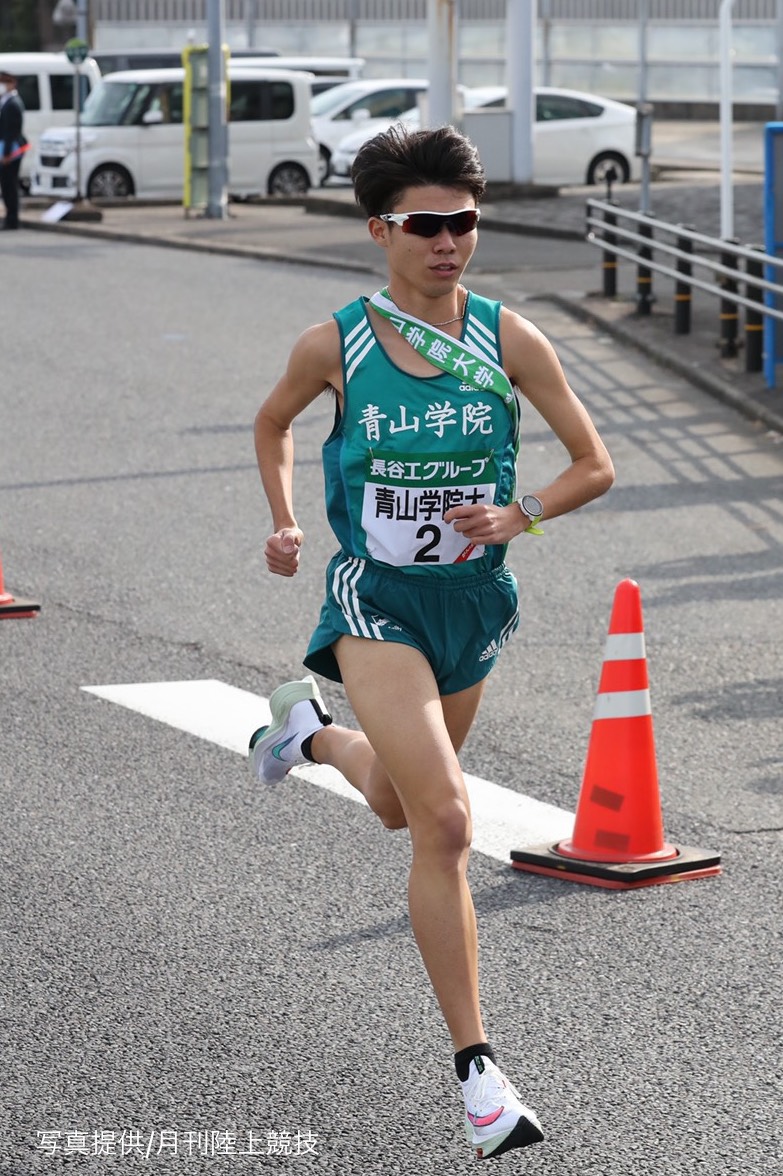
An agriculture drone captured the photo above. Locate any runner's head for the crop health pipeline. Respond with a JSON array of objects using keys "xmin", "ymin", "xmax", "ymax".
[{"xmin": 351, "ymin": 125, "xmax": 486, "ymax": 219}]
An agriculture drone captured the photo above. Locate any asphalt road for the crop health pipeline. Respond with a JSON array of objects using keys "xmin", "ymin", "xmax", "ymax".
[{"xmin": 1, "ymin": 229, "xmax": 782, "ymax": 1175}]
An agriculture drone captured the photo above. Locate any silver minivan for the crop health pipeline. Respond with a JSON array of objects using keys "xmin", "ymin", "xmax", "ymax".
[{"xmin": 31, "ymin": 65, "xmax": 318, "ymax": 201}]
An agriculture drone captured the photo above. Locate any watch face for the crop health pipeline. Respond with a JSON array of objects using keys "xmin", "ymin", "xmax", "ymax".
[{"xmin": 521, "ymin": 494, "xmax": 543, "ymax": 518}]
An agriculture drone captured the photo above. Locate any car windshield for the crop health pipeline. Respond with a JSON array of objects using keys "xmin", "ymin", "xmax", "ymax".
[
  {"xmin": 310, "ymin": 82, "xmax": 367, "ymax": 116},
  {"xmin": 81, "ymin": 79, "xmax": 155, "ymax": 126}
]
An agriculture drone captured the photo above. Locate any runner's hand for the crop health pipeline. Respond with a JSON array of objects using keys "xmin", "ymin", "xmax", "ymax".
[
  {"xmin": 445, "ymin": 502, "xmax": 526, "ymax": 546},
  {"xmin": 265, "ymin": 527, "xmax": 303, "ymax": 577}
]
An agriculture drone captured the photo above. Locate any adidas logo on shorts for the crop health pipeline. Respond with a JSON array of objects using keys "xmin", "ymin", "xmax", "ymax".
[{"xmin": 479, "ymin": 638, "xmax": 500, "ymax": 663}]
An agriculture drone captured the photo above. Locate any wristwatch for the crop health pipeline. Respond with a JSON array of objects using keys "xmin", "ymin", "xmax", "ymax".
[{"xmin": 516, "ymin": 493, "xmax": 544, "ymax": 522}]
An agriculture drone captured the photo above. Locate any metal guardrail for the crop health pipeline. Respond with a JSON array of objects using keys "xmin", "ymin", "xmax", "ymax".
[{"xmin": 586, "ymin": 196, "xmax": 783, "ymax": 382}]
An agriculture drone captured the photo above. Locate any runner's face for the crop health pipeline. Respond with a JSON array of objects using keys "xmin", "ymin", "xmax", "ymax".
[{"xmin": 370, "ymin": 185, "xmax": 478, "ymax": 297}]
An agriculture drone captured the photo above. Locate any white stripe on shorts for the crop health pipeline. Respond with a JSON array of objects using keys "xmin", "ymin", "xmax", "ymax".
[
  {"xmin": 332, "ymin": 557, "xmax": 387, "ymax": 641},
  {"xmin": 333, "ymin": 558, "xmax": 363, "ymax": 637},
  {"xmin": 332, "ymin": 557, "xmax": 388, "ymax": 641},
  {"xmin": 498, "ymin": 609, "xmax": 519, "ymax": 648}
]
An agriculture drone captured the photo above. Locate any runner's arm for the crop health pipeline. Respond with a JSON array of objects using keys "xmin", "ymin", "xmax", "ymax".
[
  {"xmin": 255, "ymin": 320, "xmax": 342, "ymax": 575},
  {"xmin": 446, "ymin": 309, "xmax": 614, "ymax": 548},
  {"xmin": 502, "ymin": 308, "xmax": 614, "ymax": 524}
]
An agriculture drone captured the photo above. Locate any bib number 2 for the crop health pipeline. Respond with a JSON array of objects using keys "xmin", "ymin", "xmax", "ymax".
[
  {"xmin": 414, "ymin": 524, "xmax": 440, "ymax": 563},
  {"xmin": 361, "ymin": 481, "xmax": 495, "ymax": 566}
]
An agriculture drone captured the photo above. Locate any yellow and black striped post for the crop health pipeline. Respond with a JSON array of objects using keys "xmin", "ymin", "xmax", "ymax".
[
  {"xmin": 636, "ymin": 218, "xmax": 654, "ymax": 315},
  {"xmin": 674, "ymin": 227, "xmax": 693, "ymax": 335},
  {"xmin": 745, "ymin": 248, "xmax": 765, "ymax": 373},
  {"xmin": 719, "ymin": 241, "xmax": 740, "ymax": 359},
  {"xmin": 602, "ymin": 204, "xmax": 618, "ymax": 298}
]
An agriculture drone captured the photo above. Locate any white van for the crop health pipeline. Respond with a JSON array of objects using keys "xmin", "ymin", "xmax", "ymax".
[
  {"xmin": 31, "ymin": 65, "xmax": 318, "ymax": 201},
  {"xmin": 92, "ymin": 51, "xmax": 362, "ymax": 98},
  {"xmin": 0, "ymin": 52, "xmax": 101, "ymax": 189},
  {"xmin": 91, "ymin": 48, "xmax": 280, "ymax": 74},
  {"xmin": 236, "ymin": 56, "xmax": 364, "ymax": 79},
  {"xmin": 236, "ymin": 56, "xmax": 365, "ymax": 98}
]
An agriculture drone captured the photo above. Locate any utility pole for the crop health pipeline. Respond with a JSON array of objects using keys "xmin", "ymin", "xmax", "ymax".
[
  {"xmin": 244, "ymin": 0, "xmax": 258, "ymax": 49},
  {"xmin": 206, "ymin": 0, "xmax": 229, "ymax": 219},
  {"xmin": 507, "ymin": 0, "xmax": 535, "ymax": 185},
  {"xmin": 638, "ymin": 0, "xmax": 653, "ymax": 215},
  {"xmin": 52, "ymin": 0, "xmax": 89, "ymax": 44},
  {"xmin": 540, "ymin": 0, "xmax": 551, "ymax": 87},
  {"xmin": 719, "ymin": 0, "xmax": 735, "ymax": 239},
  {"xmin": 427, "ymin": 0, "xmax": 458, "ymax": 128},
  {"xmin": 777, "ymin": 0, "xmax": 783, "ymax": 121},
  {"xmin": 348, "ymin": 0, "xmax": 359, "ymax": 60}
]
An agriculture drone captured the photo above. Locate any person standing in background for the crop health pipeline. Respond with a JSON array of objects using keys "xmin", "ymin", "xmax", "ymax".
[{"xmin": 0, "ymin": 70, "xmax": 27, "ymax": 230}]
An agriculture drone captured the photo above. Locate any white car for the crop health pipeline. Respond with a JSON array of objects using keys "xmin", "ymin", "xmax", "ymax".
[
  {"xmin": 532, "ymin": 86, "xmax": 638, "ymax": 185},
  {"xmin": 310, "ymin": 77, "xmax": 429, "ymax": 179},
  {"xmin": 329, "ymin": 86, "xmax": 506, "ymax": 180},
  {"xmin": 330, "ymin": 86, "xmax": 639, "ymax": 187}
]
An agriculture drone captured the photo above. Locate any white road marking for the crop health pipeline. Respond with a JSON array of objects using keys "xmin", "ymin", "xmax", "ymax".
[{"xmin": 81, "ymin": 679, "xmax": 574, "ymax": 862}]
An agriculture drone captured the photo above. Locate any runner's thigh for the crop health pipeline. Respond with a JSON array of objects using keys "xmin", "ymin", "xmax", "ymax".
[{"xmin": 333, "ymin": 636, "xmax": 469, "ymax": 821}]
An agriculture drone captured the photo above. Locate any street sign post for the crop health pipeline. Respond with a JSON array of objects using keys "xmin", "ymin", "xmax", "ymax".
[
  {"xmin": 64, "ymin": 37, "xmax": 88, "ymax": 65},
  {"xmin": 63, "ymin": 36, "xmax": 101, "ymax": 221},
  {"xmin": 65, "ymin": 39, "xmax": 88, "ymax": 201}
]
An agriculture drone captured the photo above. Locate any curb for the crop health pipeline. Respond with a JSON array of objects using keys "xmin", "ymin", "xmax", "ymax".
[
  {"xmin": 475, "ymin": 214, "xmax": 583, "ymax": 242},
  {"xmin": 24, "ymin": 216, "xmax": 377, "ymax": 275},
  {"xmin": 549, "ymin": 293, "xmax": 783, "ymax": 437}
]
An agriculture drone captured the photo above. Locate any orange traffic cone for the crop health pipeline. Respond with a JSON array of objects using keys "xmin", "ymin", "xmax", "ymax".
[
  {"xmin": 511, "ymin": 579, "xmax": 720, "ymax": 889},
  {"xmin": 0, "ymin": 547, "xmax": 40, "ymax": 619}
]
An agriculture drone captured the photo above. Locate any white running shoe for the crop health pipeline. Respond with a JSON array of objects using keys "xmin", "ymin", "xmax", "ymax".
[
  {"xmin": 461, "ymin": 1056, "xmax": 544, "ymax": 1161},
  {"xmin": 249, "ymin": 676, "xmax": 332, "ymax": 785}
]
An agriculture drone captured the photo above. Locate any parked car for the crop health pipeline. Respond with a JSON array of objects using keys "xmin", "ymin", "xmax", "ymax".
[
  {"xmin": 309, "ymin": 77, "xmax": 429, "ymax": 180},
  {"xmin": 330, "ymin": 86, "xmax": 638, "ymax": 187},
  {"xmin": 531, "ymin": 86, "xmax": 638, "ymax": 184},
  {"xmin": 329, "ymin": 87, "xmax": 506, "ymax": 180},
  {"xmin": 0, "ymin": 52, "xmax": 101, "ymax": 190},
  {"xmin": 31, "ymin": 65, "xmax": 318, "ymax": 201}
]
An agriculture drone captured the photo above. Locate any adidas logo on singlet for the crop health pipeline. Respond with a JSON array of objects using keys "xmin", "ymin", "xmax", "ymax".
[{"xmin": 479, "ymin": 639, "xmax": 500, "ymax": 663}]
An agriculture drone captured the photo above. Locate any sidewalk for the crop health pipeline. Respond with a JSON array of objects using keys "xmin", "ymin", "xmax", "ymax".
[{"xmin": 18, "ymin": 165, "xmax": 783, "ymax": 436}]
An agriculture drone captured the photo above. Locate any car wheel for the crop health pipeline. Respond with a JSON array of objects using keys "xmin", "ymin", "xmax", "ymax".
[
  {"xmin": 87, "ymin": 164, "xmax": 134, "ymax": 199},
  {"xmin": 268, "ymin": 162, "xmax": 310, "ymax": 196},
  {"xmin": 318, "ymin": 145, "xmax": 331, "ymax": 186},
  {"xmin": 587, "ymin": 152, "xmax": 630, "ymax": 186}
]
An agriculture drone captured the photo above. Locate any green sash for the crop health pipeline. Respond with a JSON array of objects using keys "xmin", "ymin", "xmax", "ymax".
[{"xmin": 368, "ymin": 288, "xmax": 519, "ymax": 438}]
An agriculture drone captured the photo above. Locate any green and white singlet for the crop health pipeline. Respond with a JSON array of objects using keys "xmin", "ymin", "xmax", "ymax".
[{"xmin": 322, "ymin": 291, "xmax": 519, "ymax": 578}]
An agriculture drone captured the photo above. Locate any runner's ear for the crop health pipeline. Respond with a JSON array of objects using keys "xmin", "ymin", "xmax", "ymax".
[{"xmin": 368, "ymin": 217, "xmax": 390, "ymax": 248}]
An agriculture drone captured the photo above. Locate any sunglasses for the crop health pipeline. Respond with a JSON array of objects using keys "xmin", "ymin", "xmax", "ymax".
[{"xmin": 379, "ymin": 208, "xmax": 480, "ymax": 238}]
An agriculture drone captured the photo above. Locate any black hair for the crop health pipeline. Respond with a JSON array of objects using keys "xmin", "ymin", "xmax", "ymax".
[{"xmin": 351, "ymin": 124, "xmax": 486, "ymax": 218}]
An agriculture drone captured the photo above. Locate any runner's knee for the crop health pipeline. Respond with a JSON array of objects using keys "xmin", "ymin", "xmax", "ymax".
[{"xmin": 410, "ymin": 796, "xmax": 472, "ymax": 862}]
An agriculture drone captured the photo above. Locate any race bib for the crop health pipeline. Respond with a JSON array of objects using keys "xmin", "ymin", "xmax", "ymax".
[{"xmin": 361, "ymin": 449, "xmax": 496, "ymax": 566}]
